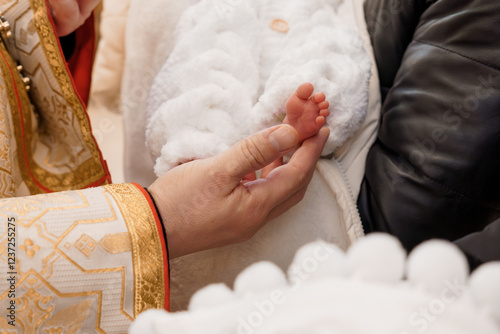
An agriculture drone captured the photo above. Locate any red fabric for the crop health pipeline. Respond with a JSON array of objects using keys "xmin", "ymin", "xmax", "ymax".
[
  {"xmin": 133, "ymin": 183, "xmax": 171, "ymax": 311},
  {"xmin": 66, "ymin": 15, "xmax": 96, "ymax": 105},
  {"xmin": 44, "ymin": 0, "xmax": 95, "ymax": 106}
]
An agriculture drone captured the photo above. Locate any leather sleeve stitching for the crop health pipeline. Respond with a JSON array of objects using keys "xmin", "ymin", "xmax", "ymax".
[
  {"xmin": 414, "ymin": 39, "xmax": 500, "ymax": 73},
  {"xmin": 376, "ymin": 139, "xmax": 500, "ymax": 210}
]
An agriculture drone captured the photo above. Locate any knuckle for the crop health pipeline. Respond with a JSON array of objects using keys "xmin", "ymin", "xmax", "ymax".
[{"xmin": 239, "ymin": 138, "xmax": 268, "ymax": 170}]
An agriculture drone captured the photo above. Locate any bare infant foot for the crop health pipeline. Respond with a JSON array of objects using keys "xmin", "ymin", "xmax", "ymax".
[{"xmin": 284, "ymin": 83, "xmax": 330, "ymax": 142}]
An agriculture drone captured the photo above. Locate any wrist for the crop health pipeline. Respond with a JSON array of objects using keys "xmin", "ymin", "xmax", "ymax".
[{"xmin": 148, "ymin": 180, "xmax": 186, "ymax": 259}]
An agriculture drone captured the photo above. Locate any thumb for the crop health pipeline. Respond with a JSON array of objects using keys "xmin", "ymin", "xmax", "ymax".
[{"xmin": 218, "ymin": 125, "xmax": 299, "ymax": 182}]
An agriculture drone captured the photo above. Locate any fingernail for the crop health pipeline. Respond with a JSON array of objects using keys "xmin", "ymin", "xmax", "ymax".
[{"xmin": 269, "ymin": 125, "xmax": 298, "ymax": 152}]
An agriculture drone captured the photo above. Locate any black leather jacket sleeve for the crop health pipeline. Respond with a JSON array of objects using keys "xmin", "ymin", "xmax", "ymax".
[
  {"xmin": 364, "ymin": 0, "xmax": 430, "ymax": 101},
  {"xmin": 455, "ymin": 217, "xmax": 500, "ymax": 269},
  {"xmin": 358, "ymin": 0, "xmax": 500, "ymax": 269}
]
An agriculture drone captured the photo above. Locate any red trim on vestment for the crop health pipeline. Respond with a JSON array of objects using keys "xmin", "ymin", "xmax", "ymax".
[
  {"xmin": 66, "ymin": 15, "xmax": 96, "ymax": 105},
  {"xmin": 132, "ymin": 183, "xmax": 171, "ymax": 311}
]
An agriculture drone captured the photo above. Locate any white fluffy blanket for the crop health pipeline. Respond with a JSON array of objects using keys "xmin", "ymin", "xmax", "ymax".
[
  {"xmin": 146, "ymin": 0, "xmax": 371, "ymax": 175},
  {"xmin": 131, "ymin": 236, "xmax": 500, "ymax": 334}
]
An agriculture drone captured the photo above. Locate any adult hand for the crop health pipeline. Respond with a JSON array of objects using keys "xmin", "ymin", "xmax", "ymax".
[
  {"xmin": 48, "ymin": 0, "xmax": 101, "ymax": 36},
  {"xmin": 148, "ymin": 124, "xmax": 329, "ymax": 259}
]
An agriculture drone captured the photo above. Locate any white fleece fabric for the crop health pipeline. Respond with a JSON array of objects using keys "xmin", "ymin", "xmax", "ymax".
[{"xmin": 146, "ymin": 0, "xmax": 371, "ymax": 175}]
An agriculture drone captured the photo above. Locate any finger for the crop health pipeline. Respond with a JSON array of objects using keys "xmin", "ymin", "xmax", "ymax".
[
  {"xmin": 243, "ymin": 172, "xmax": 257, "ymax": 182},
  {"xmin": 246, "ymin": 127, "xmax": 329, "ymax": 207},
  {"xmin": 79, "ymin": 0, "xmax": 102, "ymax": 17},
  {"xmin": 49, "ymin": 0, "xmax": 81, "ymax": 35},
  {"xmin": 48, "ymin": 0, "xmax": 79, "ymax": 20},
  {"xmin": 49, "ymin": 0, "xmax": 100, "ymax": 36},
  {"xmin": 215, "ymin": 125, "xmax": 299, "ymax": 184},
  {"xmin": 260, "ymin": 157, "xmax": 283, "ymax": 179}
]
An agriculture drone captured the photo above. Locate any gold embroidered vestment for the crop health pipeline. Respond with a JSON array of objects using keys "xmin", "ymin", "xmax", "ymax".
[{"xmin": 0, "ymin": 0, "xmax": 169, "ymax": 332}]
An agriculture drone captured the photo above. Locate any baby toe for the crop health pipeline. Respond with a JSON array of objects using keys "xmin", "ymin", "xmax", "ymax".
[
  {"xmin": 311, "ymin": 92, "xmax": 326, "ymax": 104},
  {"xmin": 320, "ymin": 109, "xmax": 330, "ymax": 117},
  {"xmin": 295, "ymin": 82, "xmax": 315, "ymax": 100},
  {"xmin": 316, "ymin": 116, "xmax": 326, "ymax": 127},
  {"xmin": 318, "ymin": 100, "xmax": 329, "ymax": 110}
]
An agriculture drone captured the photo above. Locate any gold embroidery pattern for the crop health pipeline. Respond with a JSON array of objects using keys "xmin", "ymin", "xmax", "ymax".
[
  {"xmin": 17, "ymin": 284, "xmax": 54, "ymax": 333},
  {"xmin": 74, "ymin": 234, "xmax": 97, "ymax": 257},
  {"xmin": 104, "ymin": 184, "xmax": 166, "ymax": 316},
  {"xmin": 0, "ymin": 186, "xmax": 140, "ymax": 332},
  {"xmin": 20, "ymin": 238, "xmax": 40, "ymax": 258},
  {"xmin": 15, "ymin": 272, "xmax": 97, "ymax": 333},
  {"xmin": 0, "ymin": 318, "xmax": 16, "ymax": 334},
  {"xmin": 30, "ymin": 0, "xmax": 106, "ymax": 187},
  {"xmin": 99, "ymin": 233, "xmax": 132, "ymax": 254},
  {"xmin": 41, "ymin": 299, "xmax": 93, "ymax": 333},
  {"xmin": 0, "ymin": 0, "xmax": 109, "ymax": 195},
  {"xmin": 0, "ymin": 41, "xmax": 36, "ymax": 195},
  {"xmin": 0, "ymin": 71, "xmax": 14, "ymax": 198}
]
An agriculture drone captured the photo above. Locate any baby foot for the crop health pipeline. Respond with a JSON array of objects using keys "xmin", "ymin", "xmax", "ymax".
[{"xmin": 283, "ymin": 83, "xmax": 330, "ymax": 142}]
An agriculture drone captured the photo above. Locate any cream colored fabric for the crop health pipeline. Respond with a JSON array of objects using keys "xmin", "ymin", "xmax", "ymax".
[
  {"xmin": 87, "ymin": 101, "xmax": 125, "ymax": 183},
  {"xmin": 89, "ymin": 0, "xmax": 130, "ymax": 183},
  {"xmin": 0, "ymin": 184, "xmax": 166, "ymax": 332},
  {"xmin": 121, "ymin": 1, "xmax": 197, "ymax": 186},
  {"xmin": 334, "ymin": 0, "xmax": 381, "ymax": 200},
  {"xmin": 90, "ymin": 0, "xmax": 130, "ymax": 112}
]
